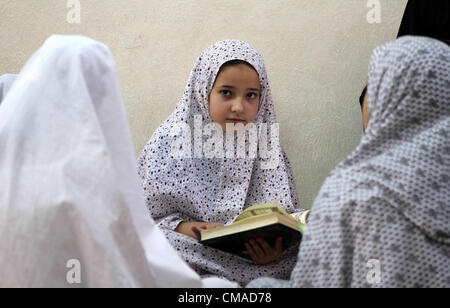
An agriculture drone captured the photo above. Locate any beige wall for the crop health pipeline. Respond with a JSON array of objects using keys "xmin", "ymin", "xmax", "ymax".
[{"xmin": 0, "ymin": 0, "xmax": 407, "ymax": 209}]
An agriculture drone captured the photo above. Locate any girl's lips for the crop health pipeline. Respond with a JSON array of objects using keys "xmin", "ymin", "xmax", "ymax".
[{"xmin": 226, "ymin": 119, "xmax": 246, "ymax": 123}]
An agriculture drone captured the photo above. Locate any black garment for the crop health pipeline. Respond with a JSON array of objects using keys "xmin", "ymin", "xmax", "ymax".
[
  {"xmin": 359, "ymin": 0, "xmax": 450, "ymax": 107},
  {"xmin": 397, "ymin": 0, "xmax": 450, "ymax": 40}
]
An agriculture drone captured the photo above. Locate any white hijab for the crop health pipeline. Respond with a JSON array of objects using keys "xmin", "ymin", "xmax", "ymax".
[
  {"xmin": 0, "ymin": 35, "xmax": 237, "ymax": 288},
  {"xmin": 0, "ymin": 74, "xmax": 17, "ymax": 105}
]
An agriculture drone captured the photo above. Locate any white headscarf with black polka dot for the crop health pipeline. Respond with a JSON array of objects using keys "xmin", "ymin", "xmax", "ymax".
[
  {"xmin": 137, "ymin": 40, "xmax": 301, "ymax": 285},
  {"xmin": 138, "ymin": 40, "xmax": 301, "ymax": 228}
]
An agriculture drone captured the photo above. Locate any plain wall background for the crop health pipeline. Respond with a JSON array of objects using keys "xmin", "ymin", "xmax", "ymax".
[{"xmin": 0, "ymin": 0, "xmax": 407, "ymax": 209}]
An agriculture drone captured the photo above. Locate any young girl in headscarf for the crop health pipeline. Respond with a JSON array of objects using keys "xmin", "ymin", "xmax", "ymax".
[
  {"xmin": 248, "ymin": 36, "xmax": 450, "ymax": 288},
  {"xmin": 138, "ymin": 40, "xmax": 302, "ymax": 285}
]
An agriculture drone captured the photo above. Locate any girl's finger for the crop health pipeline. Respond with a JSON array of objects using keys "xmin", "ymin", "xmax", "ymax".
[
  {"xmin": 207, "ymin": 223, "xmax": 224, "ymax": 230},
  {"xmin": 249, "ymin": 239, "xmax": 264, "ymax": 258},
  {"xmin": 245, "ymin": 242, "xmax": 258, "ymax": 262},
  {"xmin": 191, "ymin": 226, "xmax": 202, "ymax": 240},
  {"xmin": 256, "ymin": 238, "xmax": 272, "ymax": 254}
]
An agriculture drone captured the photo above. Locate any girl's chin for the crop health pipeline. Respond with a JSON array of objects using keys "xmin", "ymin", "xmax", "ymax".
[{"xmin": 223, "ymin": 122, "xmax": 248, "ymax": 133}]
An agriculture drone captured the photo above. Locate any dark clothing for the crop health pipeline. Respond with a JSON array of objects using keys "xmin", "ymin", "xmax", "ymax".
[
  {"xmin": 397, "ymin": 0, "xmax": 450, "ymax": 40},
  {"xmin": 360, "ymin": 0, "xmax": 450, "ymax": 107}
]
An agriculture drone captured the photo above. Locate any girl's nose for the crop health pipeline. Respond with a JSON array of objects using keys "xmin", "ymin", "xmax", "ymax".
[{"xmin": 231, "ymin": 97, "xmax": 244, "ymax": 113}]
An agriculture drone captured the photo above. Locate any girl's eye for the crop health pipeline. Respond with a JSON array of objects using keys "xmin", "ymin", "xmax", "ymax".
[
  {"xmin": 221, "ymin": 90, "xmax": 232, "ymax": 96},
  {"xmin": 247, "ymin": 93, "xmax": 259, "ymax": 99}
]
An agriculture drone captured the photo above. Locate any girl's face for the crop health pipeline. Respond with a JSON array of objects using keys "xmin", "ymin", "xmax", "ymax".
[
  {"xmin": 209, "ymin": 64, "xmax": 261, "ymax": 131},
  {"xmin": 362, "ymin": 92, "xmax": 369, "ymax": 132}
]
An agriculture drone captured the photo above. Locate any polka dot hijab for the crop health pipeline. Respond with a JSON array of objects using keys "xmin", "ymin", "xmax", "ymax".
[{"xmin": 137, "ymin": 40, "xmax": 301, "ymax": 231}]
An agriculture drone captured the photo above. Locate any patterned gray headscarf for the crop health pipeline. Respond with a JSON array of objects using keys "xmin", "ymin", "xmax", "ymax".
[{"xmin": 248, "ymin": 36, "xmax": 450, "ymax": 288}]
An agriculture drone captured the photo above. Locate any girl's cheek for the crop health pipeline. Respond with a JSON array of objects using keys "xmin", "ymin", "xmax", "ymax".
[
  {"xmin": 219, "ymin": 103, "xmax": 230, "ymax": 118},
  {"xmin": 210, "ymin": 101, "xmax": 228, "ymax": 123},
  {"xmin": 247, "ymin": 104, "xmax": 259, "ymax": 122}
]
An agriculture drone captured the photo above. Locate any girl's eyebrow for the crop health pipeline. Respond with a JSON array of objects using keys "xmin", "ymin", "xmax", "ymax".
[
  {"xmin": 220, "ymin": 85, "xmax": 261, "ymax": 92},
  {"xmin": 248, "ymin": 88, "xmax": 261, "ymax": 92}
]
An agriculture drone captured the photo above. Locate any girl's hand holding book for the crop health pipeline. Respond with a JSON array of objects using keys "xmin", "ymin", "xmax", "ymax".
[
  {"xmin": 175, "ymin": 222, "xmax": 224, "ymax": 240},
  {"xmin": 245, "ymin": 237, "xmax": 283, "ymax": 265}
]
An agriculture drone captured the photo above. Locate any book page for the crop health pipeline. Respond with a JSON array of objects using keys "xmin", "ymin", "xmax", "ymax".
[
  {"xmin": 290, "ymin": 210, "xmax": 311, "ymax": 225},
  {"xmin": 232, "ymin": 202, "xmax": 291, "ymax": 224}
]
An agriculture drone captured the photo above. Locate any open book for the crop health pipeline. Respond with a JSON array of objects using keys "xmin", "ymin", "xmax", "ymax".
[{"xmin": 199, "ymin": 202, "xmax": 310, "ymax": 259}]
